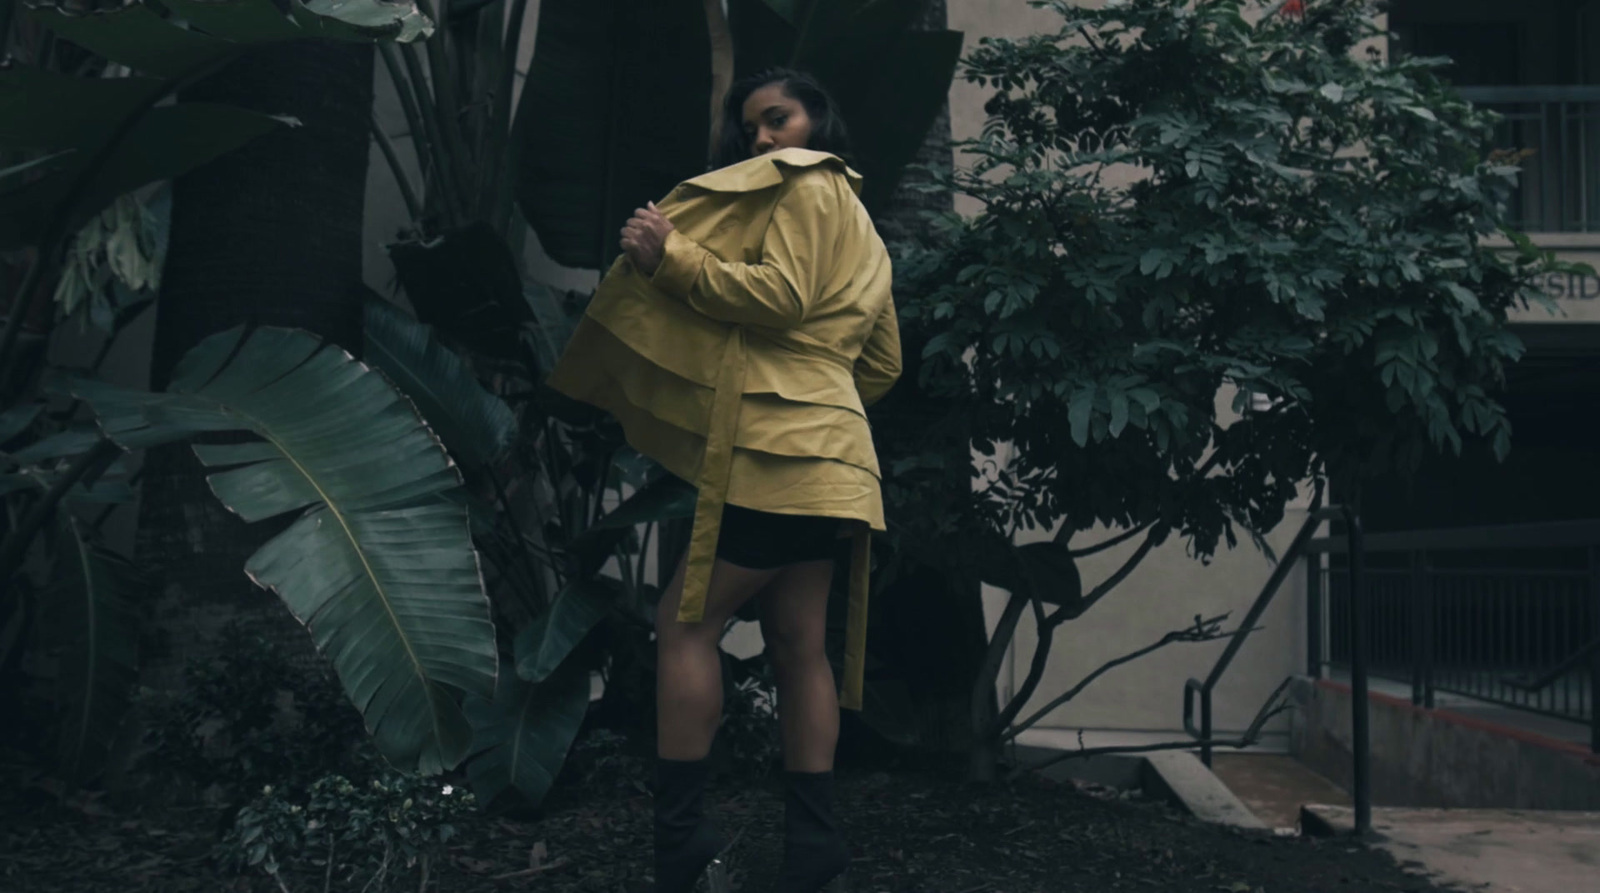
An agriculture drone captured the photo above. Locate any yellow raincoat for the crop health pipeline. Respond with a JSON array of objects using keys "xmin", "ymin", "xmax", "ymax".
[{"xmin": 546, "ymin": 147, "xmax": 900, "ymax": 710}]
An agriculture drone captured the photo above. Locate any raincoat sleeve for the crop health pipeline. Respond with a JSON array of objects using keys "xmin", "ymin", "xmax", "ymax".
[
  {"xmin": 650, "ymin": 175, "xmax": 841, "ymax": 329},
  {"xmin": 853, "ymin": 298, "xmax": 902, "ymax": 407}
]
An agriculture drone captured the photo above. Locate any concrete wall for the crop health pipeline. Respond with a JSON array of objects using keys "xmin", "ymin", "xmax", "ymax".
[{"xmin": 1290, "ymin": 677, "xmax": 1600, "ymax": 810}]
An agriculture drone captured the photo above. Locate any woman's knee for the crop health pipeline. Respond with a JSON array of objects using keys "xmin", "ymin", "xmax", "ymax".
[{"xmin": 760, "ymin": 613, "xmax": 827, "ymax": 671}]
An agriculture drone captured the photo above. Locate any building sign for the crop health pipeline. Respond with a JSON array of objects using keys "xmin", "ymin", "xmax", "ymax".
[{"xmin": 1537, "ymin": 271, "xmax": 1600, "ymax": 301}]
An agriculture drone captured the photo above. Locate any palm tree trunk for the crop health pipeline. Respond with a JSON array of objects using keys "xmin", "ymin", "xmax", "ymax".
[{"xmin": 134, "ymin": 40, "xmax": 375, "ymax": 689}]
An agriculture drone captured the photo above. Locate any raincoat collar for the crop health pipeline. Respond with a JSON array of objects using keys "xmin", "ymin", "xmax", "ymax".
[{"xmin": 682, "ymin": 147, "xmax": 864, "ymax": 196}]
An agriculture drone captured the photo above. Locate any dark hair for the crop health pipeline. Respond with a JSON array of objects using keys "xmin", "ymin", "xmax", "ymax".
[{"xmin": 713, "ymin": 67, "xmax": 854, "ymax": 169}]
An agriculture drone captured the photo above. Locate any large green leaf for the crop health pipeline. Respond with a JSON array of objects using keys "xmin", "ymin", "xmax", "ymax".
[
  {"xmin": 72, "ymin": 326, "xmax": 498, "ymax": 774},
  {"xmin": 29, "ymin": 3, "xmax": 236, "ymax": 78},
  {"xmin": 513, "ymin": 576, "xmax": 619, "ymax": 684},
  {"xmin": 30, "ymin": 0, "xmax": 433, "ymax": 76},
  {"xmin": 0, "ymin": 69, "xmax": 164, "ymax": 152},
  {"xmin": 464, "ymin": 656, "xmax": 590, "ymax": 807},
  {"xmin": 512, "ymin": 0, "xmax": 711, "ymax": 269},
  {"xmin": 566, "ymin": 473, "xmax": 696, "ymax": 577},
  {"xmin": 0, "ymin": 99, "xmax": 290, "ymax": 250},
  {"xmin": 0, "ymin": 403, "xmax": 43, "ymax": 446},
  {"xmin": 47, "ymin": 515, "xmax": 143, "ymax": 784},
  {"xmin": 3, "ymin": 0, "xmax": 432, "ymax": 250},
  {"xmin": 522, "ymin": 280, "xmax": 580, "ymax": 378},
  {"xmin": 363, "ymin": 298, "xmax": 518, "ymax": 470}
]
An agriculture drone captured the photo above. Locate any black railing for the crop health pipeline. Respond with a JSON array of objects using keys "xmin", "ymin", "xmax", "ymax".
[
  {"xmin": 1458, "ymin": 86, "xmax": 1600, "ymax": 233},
  {"xmin": 1184, "ymin": 502, "xmax": 1373, "ymax": 836},
  {"xmin": 1308, "ymin": 520, "xmax": 1600, "ymax": 754}
]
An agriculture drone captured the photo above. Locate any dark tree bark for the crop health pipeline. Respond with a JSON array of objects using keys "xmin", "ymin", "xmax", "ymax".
[
  {"xmin": 873, "ymin": 0, "xmax": 955, "ymax": 248},
  {"xmin": 134, "ymin": 41, "xmax": 374, "ymax": 689},
  {"xmin": 847, "ymin": 0, "xmax": 995, "ymax": 758}
]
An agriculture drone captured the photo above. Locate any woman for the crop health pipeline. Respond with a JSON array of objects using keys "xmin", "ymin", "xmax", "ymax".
[{"xmin": 546, "ymin": 68, "xmax": 900, "ymax": 893}]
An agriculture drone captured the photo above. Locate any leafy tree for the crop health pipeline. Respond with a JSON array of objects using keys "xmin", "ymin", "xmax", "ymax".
[{"xmin": 876, "ymin": 0, "xmax": 1579, "ymax": 779}]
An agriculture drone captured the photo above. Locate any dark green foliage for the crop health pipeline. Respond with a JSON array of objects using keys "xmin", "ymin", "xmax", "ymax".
[
  {"xmin": 223, "ymin": 765, "xmax": 475, "ymax": 890},
  {"xmin": 717, "ymin": 657, "xmax": 782, "ymax": 780},
  {"xmin": 143, "ymin": 624, "xmax": 368, "ymax": 797},
  {"xmin": 888, "ymin": 0, "xmax": 1565, "ymax": 563}
]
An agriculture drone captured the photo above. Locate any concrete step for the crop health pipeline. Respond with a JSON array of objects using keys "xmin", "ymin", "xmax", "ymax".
[
  {"xmin": 1208, "ymin": 753, "xmax": 1350, "ymax": 832},
  {"xmin": 1301, "ymin": 804, "xmax": 1600, "ymax": 893}
]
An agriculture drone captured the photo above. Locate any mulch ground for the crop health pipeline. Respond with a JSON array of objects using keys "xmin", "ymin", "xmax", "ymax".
[{"xmin": 1, "ymin": 752, "xmax": 1459, "ymax": 893}]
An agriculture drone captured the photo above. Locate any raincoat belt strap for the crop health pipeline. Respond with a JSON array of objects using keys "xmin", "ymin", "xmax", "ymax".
[{"xmin": 674, "ymin": 326, "xmax": 871, "ymax": 712}]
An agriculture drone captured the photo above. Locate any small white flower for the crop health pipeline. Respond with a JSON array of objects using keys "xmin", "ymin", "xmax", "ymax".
[{"xmin": 441, "ymin": 785, "xmax": 454, "ymax": 796}]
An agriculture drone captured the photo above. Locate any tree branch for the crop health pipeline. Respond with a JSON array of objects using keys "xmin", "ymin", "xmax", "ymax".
[
  {"xmin": 1000, "ymin": 613, "xmax": 1234, "ymax": 743},
  {"xmin": 1063, "ymin": 521, "xmax": 1152, "ymax": 558},
  {"xmin": 987, "ymin": 595, "xmax": 1057, "ymax": 738},
  {"xmin": 1047, "ymin": 524, "xmax": 1163, "ymax": 625},
  {"xmin": 972, "ymin": 585, "xmax": 1030, "ymax": 747}
]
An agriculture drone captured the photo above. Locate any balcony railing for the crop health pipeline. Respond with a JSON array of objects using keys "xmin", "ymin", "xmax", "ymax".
[
  {"xmin": 1307, "ymin": 519, "xmax": 1600, "ymax": 752},
  {"xmin": 1458, "ymin": 86, "xmax": 1600, "ymax": 234}
]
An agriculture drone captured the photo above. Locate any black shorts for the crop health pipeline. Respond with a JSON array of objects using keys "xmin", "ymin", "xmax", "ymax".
[{"xmin": 715, "ymin": 502, "xmax": 842, "ymax": 569}]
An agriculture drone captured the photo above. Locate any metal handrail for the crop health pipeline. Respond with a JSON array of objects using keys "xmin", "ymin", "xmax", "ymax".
[
  {"xmin": 1503, "ymin": 637, "xmax": 1600, "ymax": 693},
  {"xmin": 1457, "ymin": 85, "xmax": 1600, "ymax": 103},
  {"xmin": 1182, "ymin": 501, "xmax": 1371, "ymax": 835},
  {"xmin": 1309, "ymin": 518, "xmax": 1600, "ymax": 554}
]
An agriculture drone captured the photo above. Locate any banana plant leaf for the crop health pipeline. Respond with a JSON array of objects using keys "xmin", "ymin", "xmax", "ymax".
[
  {"xmin": 464, "ymin": 654, "xmax": 590, "ymax": 807},
  {"xmin": 70, "ymin": 326, "xmax": 498, "ymax": 774},
  {"xmin": 728, "ymin": 0, "xmax": 961, "ymax": 212},
  {"xmin": 47, "ymin": 514, "xmax": 144, "ymax": 785},
  {"xmin": 0, "ymin": 469, "xmax": 134, "ymax": 504},
  {"xmin": 0, "ymin": 403, "xmax": 43, "ymax": 445},
  {"xmin": 363, "ymin": 298, "xmax": 518, "ymax": 470},
  {"xmin": 0, "ymin": 68, "xmax": 164, "ymax": 152},
  {"xmin": 1, "ymin": 0, "xmax": 432, "ymax": 249},
  {"xmin": 566, "ymin": 473, "xmax": 696, "ymax": 578},
  {"xmin": 522, "ymin": 280, "xmax": 579, "ymax": 379},
  {"xmin": 4, "ymin": 425, "xmax": 103, "ymax": 464},
  {"xmin": 0, "ymin": 101, "xmax": 291, "ymax": 250},
  {"xmin": 28, "ymin": 0, "xmax": 432, "ymax": 77},
  {"xmin": 29, "ymin": 3, "xmax": 236, "ymax": 78},
  {"xmin": 386, "ymin": 222, "xmax": 534, "ymax": 361},
  {"xmin": 514, "ymin": 576, "xmax": 623, "ymax": 684},
  {"xmin": 512, "ymin": 0, "xmax": 712, "ymax": 270}
]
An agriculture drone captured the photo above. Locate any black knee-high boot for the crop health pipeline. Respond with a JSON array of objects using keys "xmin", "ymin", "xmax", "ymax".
[
  {"xmin": 653, "ymin": 757, "xmax": 730, "ymax": 893},
  {"xmin": 775, "ymin": 770, "xmax": 850, "ymax": 893}
]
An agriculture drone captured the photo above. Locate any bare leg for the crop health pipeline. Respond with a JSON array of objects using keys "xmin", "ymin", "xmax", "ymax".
[
  {"xmin": 758, "ymin": 559, "xmax": 839, "ymax": 772},
  {"xmin": 655, "ymin": 555, "xmax": 781, "ymax": 760}
]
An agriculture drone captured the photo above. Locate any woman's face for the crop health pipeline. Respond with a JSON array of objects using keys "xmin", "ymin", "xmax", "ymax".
[{"xmin": 742, "ymin": 83, "xmax": 814, "ymax": 157}]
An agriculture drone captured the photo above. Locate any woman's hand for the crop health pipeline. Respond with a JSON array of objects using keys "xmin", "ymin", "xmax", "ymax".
[{"xmin": 620, "ymin": 202, "xmax": 675, "ymax": 275}]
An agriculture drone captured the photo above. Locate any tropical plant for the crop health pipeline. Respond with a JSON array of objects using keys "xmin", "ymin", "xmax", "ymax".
[
  {"xmin": 880, "ymin": 0, "xmax": 1586, "ymax": 779},
  {"xmin": 69, "ymin": 324, "xmax": 499, "ymax": 773},
  {"xmin": 0, "ymin": 0, "xmax": 440, "ymax": 786}
]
